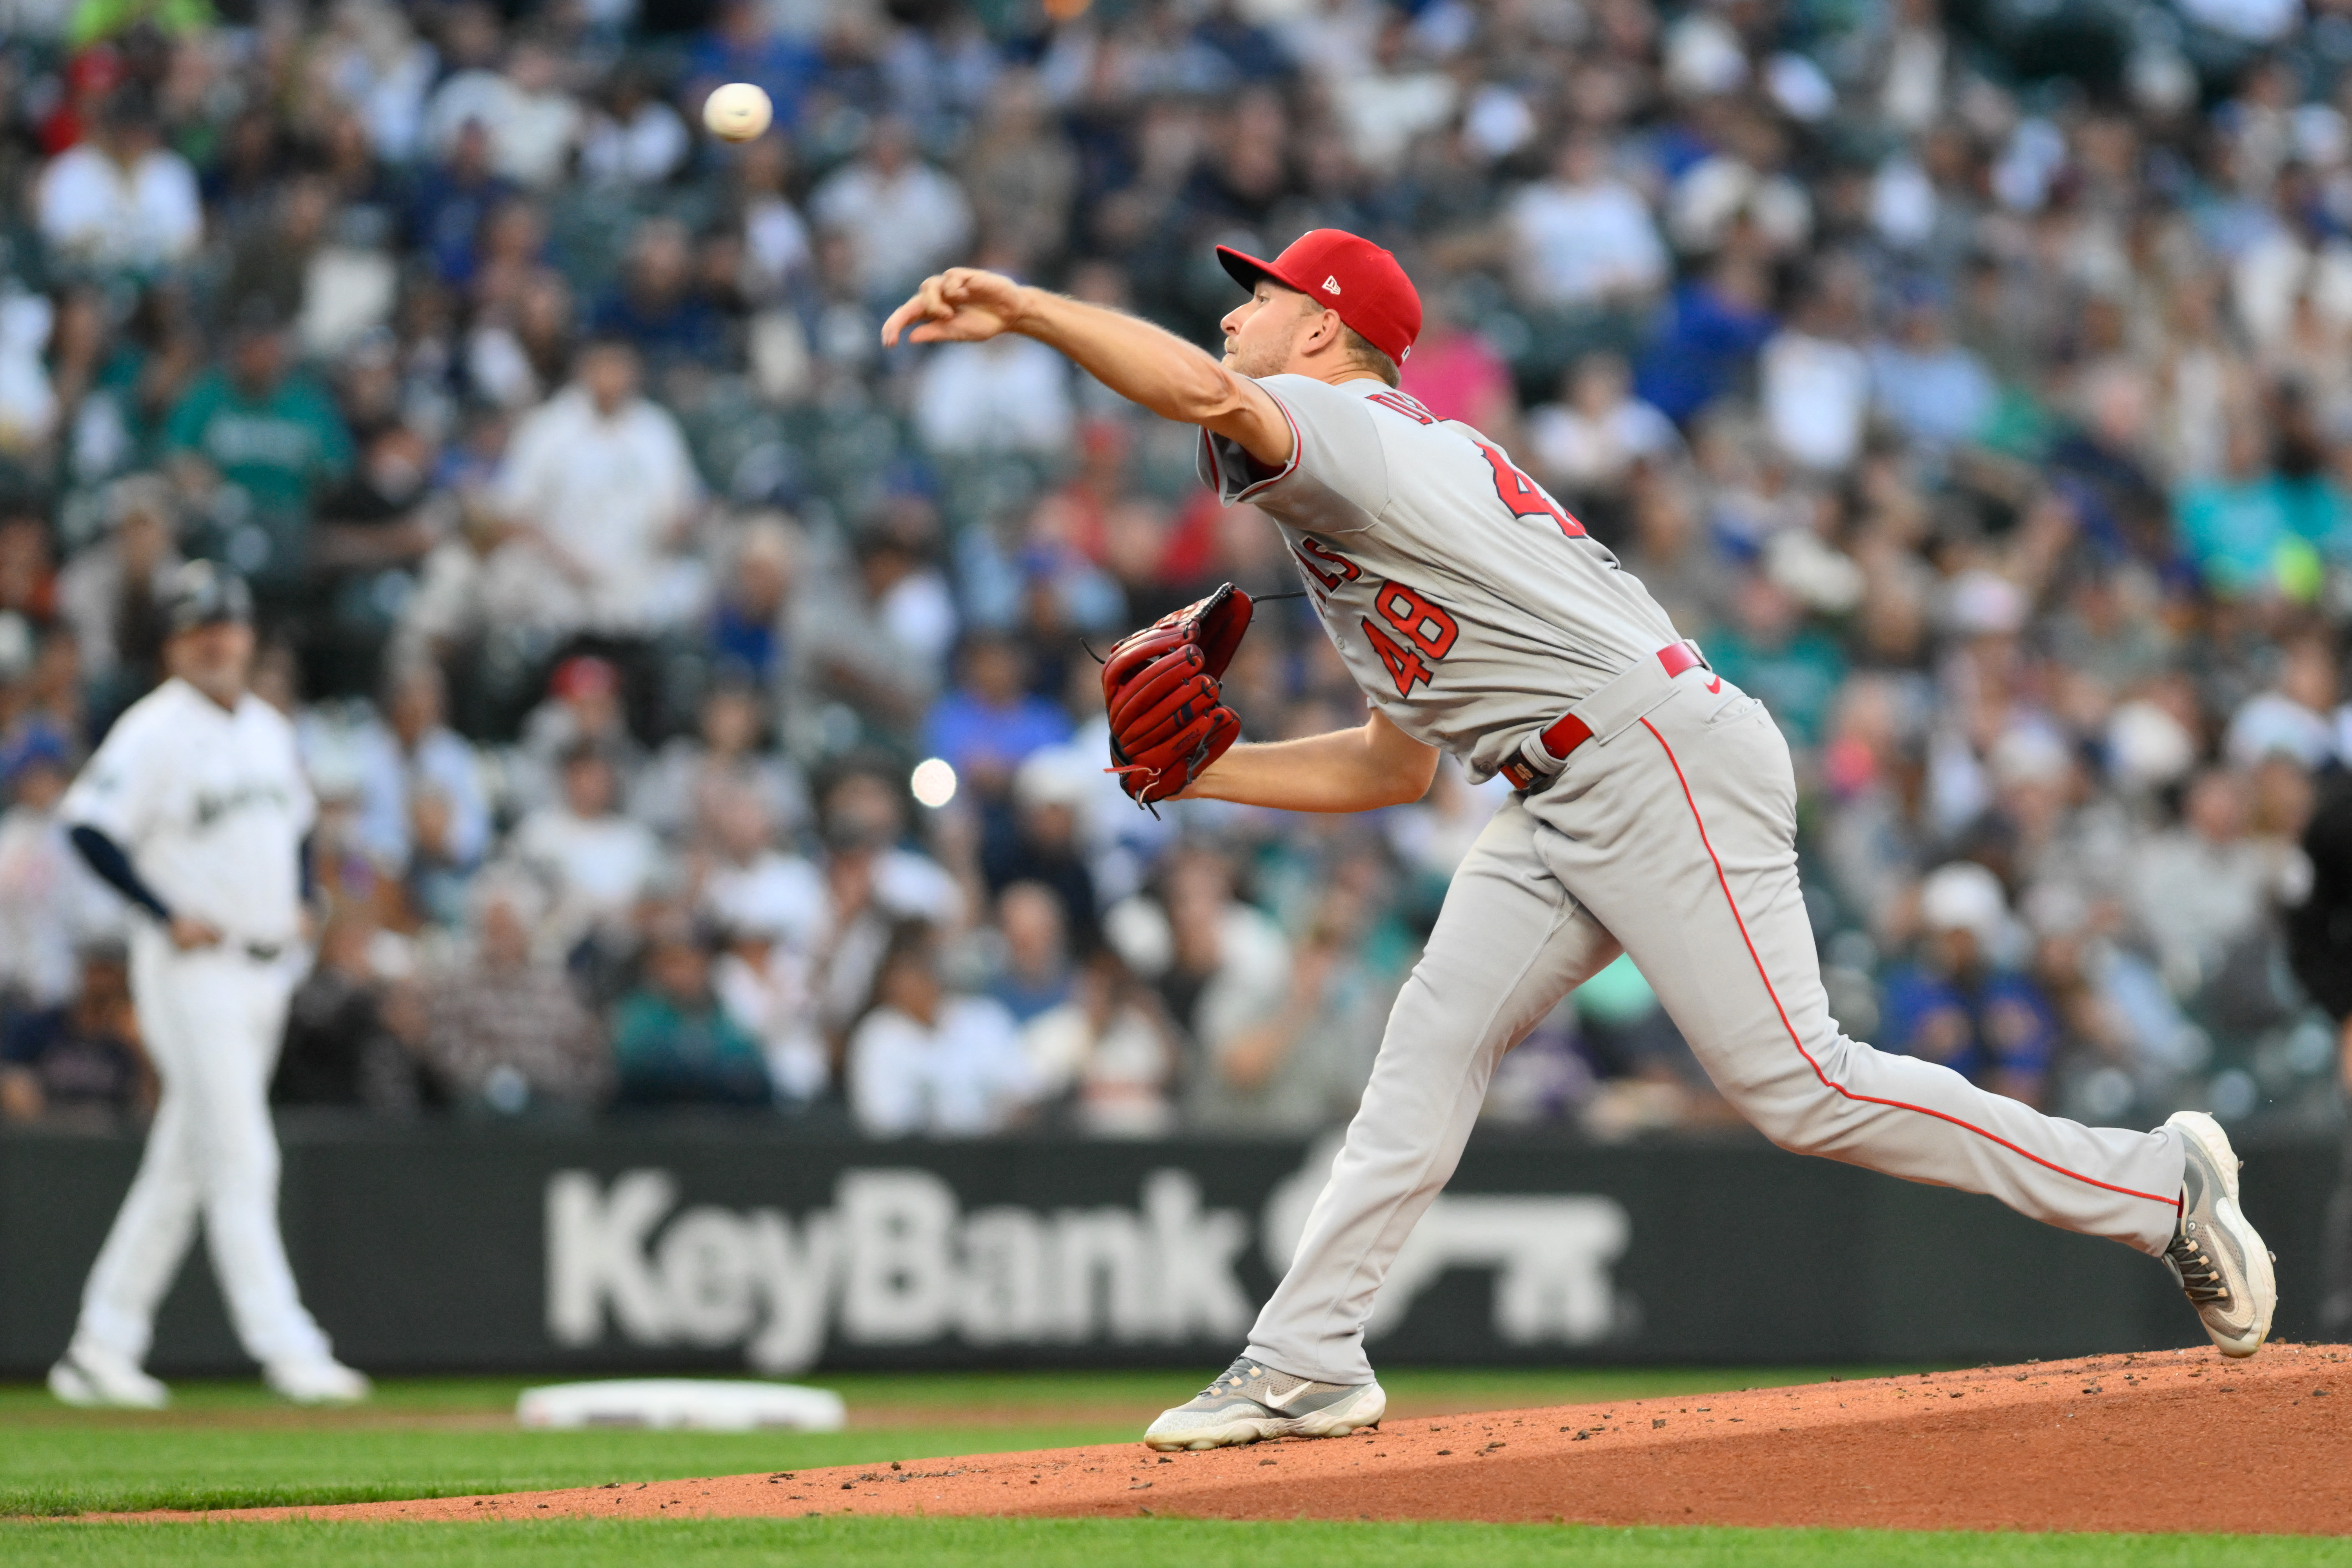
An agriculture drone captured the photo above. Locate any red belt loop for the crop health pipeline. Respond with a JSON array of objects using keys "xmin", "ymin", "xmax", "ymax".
[{"xmin": 1511, "ymin": 640, "xmax": 1705, "ymax": 791}]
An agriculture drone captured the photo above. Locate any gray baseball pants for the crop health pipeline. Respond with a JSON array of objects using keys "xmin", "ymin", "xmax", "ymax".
[{"xmin": 1247, "ymin": 670, "xmax": 2187, "ymax": 1386}]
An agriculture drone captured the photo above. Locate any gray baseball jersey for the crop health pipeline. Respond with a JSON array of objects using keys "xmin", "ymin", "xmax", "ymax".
[
  {"xmin": 1198, "ymin": 374, "xmax": 1681, "ymax": 781},
  {"xmin": 62, "ymin": 678, "xmax": 315, "ymax": 945}
]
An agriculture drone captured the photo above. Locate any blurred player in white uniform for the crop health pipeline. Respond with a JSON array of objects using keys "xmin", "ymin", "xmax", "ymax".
[{"xmin": 48, "ymin": 562, "xmax": 370, "ymax": 1408}]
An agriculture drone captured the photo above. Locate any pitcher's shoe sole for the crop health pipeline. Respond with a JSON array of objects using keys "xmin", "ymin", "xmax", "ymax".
[
  {"xmin": 2166, "ymin": 1110, "xmax": 2276, "ymax": 1358},
  {"xmin": 1144, "ymin": 1360, "xmax": 1386, "ymax": 1451}
]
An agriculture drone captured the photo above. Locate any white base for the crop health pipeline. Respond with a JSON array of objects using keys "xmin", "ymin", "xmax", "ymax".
[{"xmin": 515, "ymin": 1379, "xmax": 847, "ymax": 1432}]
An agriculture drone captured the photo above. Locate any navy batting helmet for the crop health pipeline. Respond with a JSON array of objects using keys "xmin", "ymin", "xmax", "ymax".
[{"xmin": 160, "ymin": 560, "xmax": 255, "ymax": 637}]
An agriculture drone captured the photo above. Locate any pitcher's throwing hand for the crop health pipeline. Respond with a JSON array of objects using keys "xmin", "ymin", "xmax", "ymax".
[{"xmin": 881, "ymin": 268, "xmax": 1030, "ymax": 346}]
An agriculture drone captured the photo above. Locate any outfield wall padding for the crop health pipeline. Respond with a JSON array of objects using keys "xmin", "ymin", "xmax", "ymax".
[{"xmin": 0, "ymin": 1123, "xmax": 2336, "ymax": 1375}]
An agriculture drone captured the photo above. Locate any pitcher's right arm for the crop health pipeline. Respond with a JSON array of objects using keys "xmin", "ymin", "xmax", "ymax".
[{"xmin": 881, "ymin": 269, "xmax": 1295, "ymax": 468}]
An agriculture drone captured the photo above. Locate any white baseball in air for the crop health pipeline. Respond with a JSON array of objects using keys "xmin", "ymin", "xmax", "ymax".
[
  {"xmin": 703, "ymin": 82, "xmax": 773, "ymax": 142},
  {"xmin": 910, "ymin": 757, "xmax": 959, "ymax": 809}
]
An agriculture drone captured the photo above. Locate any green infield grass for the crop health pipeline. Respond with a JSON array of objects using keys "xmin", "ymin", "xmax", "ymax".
[
  {"xmin": 0, "ymin": 1367, "xmax": 1909, "ymax": 1517},
  {"xmin": 5, "ymin": 1517, "xmax": 2346, "ymax": 1567}
]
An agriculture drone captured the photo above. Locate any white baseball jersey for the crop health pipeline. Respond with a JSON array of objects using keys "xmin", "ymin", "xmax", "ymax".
[
  {"xmin": 62, "ymin": 678, "xmax": 315, "ymax": 945},
  {"xmin": 1198, "ymin": 375, "xmax": 1682, "ymax": 782}
]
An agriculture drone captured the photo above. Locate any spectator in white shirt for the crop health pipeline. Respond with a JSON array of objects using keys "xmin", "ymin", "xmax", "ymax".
[
  {"xmin": 700, "ymin": 784, "xmax": 828, "ymax": 1104},
  {"xmin": 698, "ymin": 782, "xmax": 825, "ymax": 952},
  {"xmin": 2130, "ymin": 768, "xmax": 2299, "ymax": 986},
  {"xmin": 788, "ymin": 515, "xmax": 959, "ymax": 743},
  {"xmin": 912, "ymin": 334, "xmax": 1075, "ymax": 456},
  {"xmin": 806, "ymin": 763, "xmax": 969, "ymax": 1040},
  {"xmin": 636, "ymin": 676, "xmax": 808, "ymax": 844},
  {"xmin": 1329, "ymin": 13, "xmax": 1457, "ymax": 176},
  {"xmin": 2225, "ymin": 632, "xmax": 2340, "ymax": 771},
  {"xmin": 342, "ymin": 662, "xmax": 491, "ymax": 920},
  {"xmin": 1507, "ymin": 133, "xmax": 1668, "ymax": 316},
  {"xmin": 1761, "ymin": 278, "xmax": 1873, "ymax": 474},
  {"xmin": 579, "ymin": 67, "xmax": 689, "ymax": 187},
  {"xmin": 511, "ymin": 743, "xmax": 662, "ymax": 946},
  {"xmin": 849, "ymin": 922, "xmax": 1037, "ymax": 1136},
  {"xmin": 36, "ymin": 90, "xmax": 202, "ymax": 276},
  {"xmin": 810, "ymin": 117, "xmax": 974, "ymax": 306},
  {"xmin": 1021, "ymin": 950, "xmax": 1180, "ymax": 1138},
  {"xmin": 422, "ymin": 30, "xmax": 584, "ymax": 189},
  {"xmin": 1524, "ymin": 353, "xmax": 1680, "ymax": 502},
  {"xmin": 731, "ymin": 135, "xmax": 814, "ymax": 306},
  {"xmin": 491, "ymin": 338, "xmax": 704, "ymax": 637}
]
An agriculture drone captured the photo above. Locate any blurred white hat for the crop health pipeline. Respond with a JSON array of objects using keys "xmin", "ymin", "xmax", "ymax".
[
  {"xmin": 1919, "ymin": 860, "xmax": 2007, "ymax": 943},
  {"xmin": 2106, "ymin": 699, "xmax": 2196, "ymax": 791},
  {"xmin": 1014, "ymin": 745, "xmax": 1095, "ymax": 811},
  {"xmin": 1990, "ymin": 724, "xmax": 2072, "ymax": 787},
  {"xmin": 1665, "ymin": 13, "xmax": 1750, "ymax": 97},
  {"xmin": 2224, "ymin": 691, "xmax": 2335, "ymax": 771},
  {"xmin": 1940, "ymin": 569, "xmax": 2027, "ymax": 637}
]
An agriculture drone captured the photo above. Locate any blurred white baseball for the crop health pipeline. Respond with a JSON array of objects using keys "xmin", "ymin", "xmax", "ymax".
[{"xmin": 703, "ymin": 82, "xmax": 773, "ymax": 142}]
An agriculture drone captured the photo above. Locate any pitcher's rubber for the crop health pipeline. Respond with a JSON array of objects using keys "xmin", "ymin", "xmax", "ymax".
[{"xmin": 109, "ymin": 1346, "xmax": 2352, "ymax": 1536}]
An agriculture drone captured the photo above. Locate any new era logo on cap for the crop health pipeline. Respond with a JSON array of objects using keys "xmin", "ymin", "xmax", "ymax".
[{"xmin": 1216, "ymin": 230, "xmax": 1422, "ymax": 364}]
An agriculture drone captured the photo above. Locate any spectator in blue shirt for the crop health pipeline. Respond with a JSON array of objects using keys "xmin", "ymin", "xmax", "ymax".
[
  {"xmin": 590, "ymin": 218, "xmax": 727, "ymax": 376},
  {"xmin": 922, "ymin": 631, "xmax": 1072, "ymax": 807},
  {"xmin": 705, "ymin": 518, "xmax": 798, "ymax": 687},
  {"xmin": 988, "ymin": 881, "xmax": 1074, "ymax": 1024},
  {"xmin": 1867, "ymin": 287, "xmax": 1995, "ymax": 453},
  {"xmin": 0, "ymin": 945, "xmax": 147, "ymax": 1128},
  {"xmin": 407, "ymin": 120, "xmax": 516, "ymax": 289},
  {"xmin": 684, "ymin": 0, "xmax": 823, "ymax": 135},
  {"xmin": 1880, "ymin": 862, "xmax": 2057, "ymax": 1108},
  {"xmin": 1635, "ymin": 252, "xmax": 1777, "ymax": 424}
]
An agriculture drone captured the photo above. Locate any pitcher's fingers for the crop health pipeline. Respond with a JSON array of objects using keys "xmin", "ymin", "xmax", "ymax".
[
  {"xmin": 880, "ymin": 295, "xmax": 923, "ymax": 346},
  {"xmin": 880, "ymin": 275, "xmax": 952, "ymax": 345}
]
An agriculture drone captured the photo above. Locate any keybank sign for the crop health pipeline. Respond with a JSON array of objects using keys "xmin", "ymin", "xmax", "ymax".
[{"xmin": 546, "ymin": 1149, "xmax": 1633, "ymax": 1373}]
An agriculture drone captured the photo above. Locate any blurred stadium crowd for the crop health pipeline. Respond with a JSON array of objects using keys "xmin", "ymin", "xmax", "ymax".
[{"xmin": 1, "ymin": 0, "xmax": 2350, "ymax": 1141}]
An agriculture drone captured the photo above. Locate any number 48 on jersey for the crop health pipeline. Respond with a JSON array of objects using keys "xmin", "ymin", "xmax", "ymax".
[{"xmin": 1359, "ymin": 580, "xmax": 1458, "ymax": 697}]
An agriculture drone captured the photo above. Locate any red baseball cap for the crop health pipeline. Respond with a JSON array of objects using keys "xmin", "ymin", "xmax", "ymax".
[
  {"xmin": 1216, "ymin": 229, "xmax": 1423, "ymax": 364},
  {"xmin": 550, "ymin": 655, "xmax": 620, "ymax": 702}
]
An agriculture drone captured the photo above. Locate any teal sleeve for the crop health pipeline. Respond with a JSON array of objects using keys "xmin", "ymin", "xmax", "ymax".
[
  {"xmin": 608, "ymin": 996, "xmax": 662, "ymax": 1064},
  {"xmin": 160, "ymin": 378, "xmax": 214, "ymax": 455},
  {"xmin": 304, "ymin": 383, "xmax": 356, "ymax": 486}
]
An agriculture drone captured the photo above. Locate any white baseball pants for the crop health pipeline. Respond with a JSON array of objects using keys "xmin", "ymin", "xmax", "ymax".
[
  {"xmin": 1248, "ymin": 673, "xmax": 2187, "ymax": 1386},
  {"xmin": 70, "ymin": 935, "xmax": 335, "ymax": 1369}
]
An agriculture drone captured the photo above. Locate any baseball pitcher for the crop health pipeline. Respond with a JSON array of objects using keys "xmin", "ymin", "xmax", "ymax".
[
  {"xmin": 883, "ymin": 229, "xmax": 2274, "ymax": 1452},
  {"xmin": 47, "ymin": 562, "xmax": 369, "ymax": 1407}
]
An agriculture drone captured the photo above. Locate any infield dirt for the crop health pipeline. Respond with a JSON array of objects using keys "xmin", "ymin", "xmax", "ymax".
[{"xmin": 123, "ymin": 1345, "xmax": 2352, "ymax": 1535}]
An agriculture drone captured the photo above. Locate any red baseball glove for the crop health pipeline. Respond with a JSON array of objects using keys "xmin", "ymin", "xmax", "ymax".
[{"xmin": 1101, "ymin": 584, "xmax": 1253, "ymax": 806}]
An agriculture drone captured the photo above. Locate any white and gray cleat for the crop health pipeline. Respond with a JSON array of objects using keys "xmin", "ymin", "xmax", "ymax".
[
  {"xmin": 1142, "ymin": 1355, "xmax": 1386, "ymax": 1451},
  {"xmin": 48, "ymin": 1343, "xmax": 169, "ymax": 1409},
  {"xmin": 264, "ymin": 1355, "xmax": 373, "ymax": 1405},
  {"xmin": 2163, "ymin": 1111, "xmax": 2276, "ymax": 1358}
]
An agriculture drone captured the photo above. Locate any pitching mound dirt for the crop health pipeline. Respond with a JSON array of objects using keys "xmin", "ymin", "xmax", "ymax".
[{"xmin": 128, "ymin": 1345, "xmax": 2352, "ymax": 1535}]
